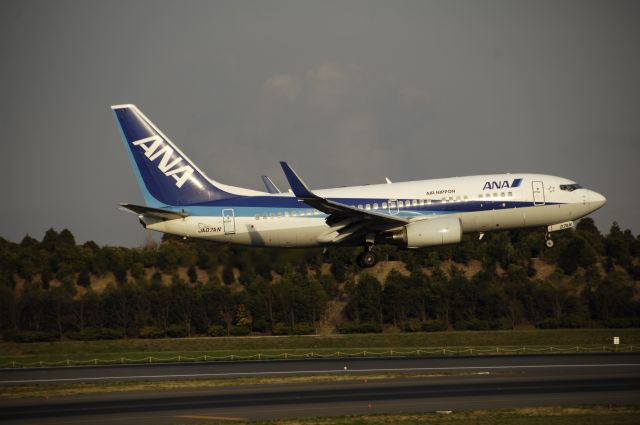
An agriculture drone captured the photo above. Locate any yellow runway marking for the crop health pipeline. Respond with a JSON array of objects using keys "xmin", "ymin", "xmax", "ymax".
[{"xmin": 176, "ymin": 414, "xmax": 246, "ymax": 421}]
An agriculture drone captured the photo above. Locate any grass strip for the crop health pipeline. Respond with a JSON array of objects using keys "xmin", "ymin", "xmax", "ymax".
[
  {"xmin": 1, "ymin": 329, "xmax": 637, "ymax": 367},
  {"xmin": 1, "ymin": 344, "xmax": 638, "ymax": 368},
  {"xmin": 179, "ymin": 405, "xmax": 640, "ymax": 425},
  {"xmin": 0, "ymin": 371, "xmax": 494, "ymax": 399}
]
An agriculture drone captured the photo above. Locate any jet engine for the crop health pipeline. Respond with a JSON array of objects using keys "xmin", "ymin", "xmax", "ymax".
[{"xmin": 393, "ymin": 217, "xmax": 463, "ymax": 248}]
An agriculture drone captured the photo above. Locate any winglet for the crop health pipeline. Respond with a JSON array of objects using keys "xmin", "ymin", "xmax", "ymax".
[
  {"xmin": 261, "ymin": 175, "xmax": 281, "ymax": 194},
  {"xmin": 279, "ymin": 162, "xmax": 315, "ymax": 199}
]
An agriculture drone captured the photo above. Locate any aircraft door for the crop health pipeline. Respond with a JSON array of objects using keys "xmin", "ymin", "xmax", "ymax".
[
  {"xmin": 222, "ymin": 209, "xmax": 236, "ymax": 234},
  {"xmin": 532, "ymin": 181, "xmax": 546, "ymax": 206},
  {"xmin": 388, "ymin": 199, "xmax": 399, "ymax": 215}
]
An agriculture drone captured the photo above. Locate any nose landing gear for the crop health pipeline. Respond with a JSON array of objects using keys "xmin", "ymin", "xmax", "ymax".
[{"xmin": 545, "ymin": 234, "xmax": 554, "ymax": 248}]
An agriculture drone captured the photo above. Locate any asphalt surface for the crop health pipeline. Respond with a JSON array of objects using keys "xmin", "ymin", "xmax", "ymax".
[{"xmin": 1, "ymin": 353, "xmax": 639, "ymax": 424}]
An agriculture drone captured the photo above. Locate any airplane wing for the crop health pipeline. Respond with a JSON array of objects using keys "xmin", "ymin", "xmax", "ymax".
[
  {"xmin": 261, "ymin": 176, "xmax": 282, "ymax": 194},
  {"xmin": 279, "ymin": 162, "xmax": 409, "ymax": 231},
  {"xmin": 119, "ymin": 203, "xmax": 188, "ymax": 221}
]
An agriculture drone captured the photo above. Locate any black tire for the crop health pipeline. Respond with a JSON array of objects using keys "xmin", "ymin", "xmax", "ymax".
[{"xmin": 360, "ymin": 251, "xmax": 378, "ymax": 268}]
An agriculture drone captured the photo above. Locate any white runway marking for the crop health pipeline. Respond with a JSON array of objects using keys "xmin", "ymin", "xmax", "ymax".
[{"xmin": 2, "ymin": 363, "xmax": 639, "ymax": 384}]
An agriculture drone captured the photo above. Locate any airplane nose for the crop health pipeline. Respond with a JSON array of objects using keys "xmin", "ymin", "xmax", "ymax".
[{"xmin": 589, "ymin": 191, "xmax": 607, "ymax": 211}]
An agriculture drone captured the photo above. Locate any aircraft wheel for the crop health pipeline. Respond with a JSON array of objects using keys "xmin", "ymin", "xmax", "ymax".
[
  {"xmin": 359, "ymin": 251, "xmax": 378, "ymax": 268},
  {"xmin": 545, "ymin": 239, "xmax": 554, "ymax": 248}
]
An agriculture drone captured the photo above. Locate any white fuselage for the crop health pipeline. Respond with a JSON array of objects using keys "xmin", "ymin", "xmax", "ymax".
[{"xmin": 145, "ymin": 173, "xmax": 606, "ymax": 248}]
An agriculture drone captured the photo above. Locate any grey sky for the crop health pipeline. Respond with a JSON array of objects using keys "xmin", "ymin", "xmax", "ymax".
[{"xmin": 2, "ymin": 0, "xmax": 639, "ymax": 247}]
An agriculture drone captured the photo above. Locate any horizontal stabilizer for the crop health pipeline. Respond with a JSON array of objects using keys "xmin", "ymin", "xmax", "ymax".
[{"xmin": 119, "ymin": 203, "xmax": 187, "ymax": 221}]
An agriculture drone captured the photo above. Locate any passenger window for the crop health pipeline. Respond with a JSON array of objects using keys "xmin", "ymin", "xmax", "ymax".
[
  {"xmin": 358, "ymin": 204, "xmax": 363, "ymax": 209},
  {"xmin": 398, "ymin": 201, "xmax": 404, "ymax": 208},
  {"xmin": 373, "ymin": 203, "xmax": 379, "ymax": 209},
  {"xmin": 418, "ymin": 200, "xmax": 424, "ymax": 206},
  {"xmin": 508, "ymin": 192, "xmax": 512, "ymax": 197},
  {"xmin": 412, "ymin": 200, "xmax": 418, "ymax": 206},
  {"xmin": 493, "ymin": 193, "xmax": 498, "ymax": 198},
  {"xmin": 479, "ymin": 194, "xmax": 483, "ymax": 198},
  {"xmin": 382, "ymin": 202, "xmax": 388, "ymax": 209},
  {"xmin": 463, "ymin": 195, "xmax": 468, "ymax": 200},
  {"xmin": 500, "ymin": 192, "xmax": 505, "ymax": 197}
]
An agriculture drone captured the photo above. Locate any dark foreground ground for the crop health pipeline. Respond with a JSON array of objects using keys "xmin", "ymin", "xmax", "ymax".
[{"xmin": 1, "ymin": 353, "xmax": 639, "ymax": 424}]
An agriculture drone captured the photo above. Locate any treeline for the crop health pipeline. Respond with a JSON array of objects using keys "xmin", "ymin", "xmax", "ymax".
[{"xmin": 0, "ymin": 218, "xmax": 639, "ymax": 342}]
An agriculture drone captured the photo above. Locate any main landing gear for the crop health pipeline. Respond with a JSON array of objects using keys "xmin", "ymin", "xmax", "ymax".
[{"xmin": 357, "ymin": 246, "xmax": 378, "ymax": 268}]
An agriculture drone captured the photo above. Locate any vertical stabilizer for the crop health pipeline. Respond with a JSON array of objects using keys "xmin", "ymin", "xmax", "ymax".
[{"xmin": 112, "ymin": 104, "xmax": 245, "ymax": 207}]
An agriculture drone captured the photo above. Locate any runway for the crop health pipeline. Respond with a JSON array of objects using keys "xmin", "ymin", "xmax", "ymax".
[{"xmin": 1, "ymin": 354, "xmax": 639, "ymax": 424}]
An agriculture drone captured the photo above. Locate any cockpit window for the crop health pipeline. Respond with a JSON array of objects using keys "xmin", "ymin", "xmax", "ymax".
[{"xmin": 560, "ymin": 183, "xmax": 582, "ymax": 192}]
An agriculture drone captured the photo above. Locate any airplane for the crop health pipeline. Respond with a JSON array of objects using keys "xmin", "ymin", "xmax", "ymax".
[{"xmin": 112, "ymin": 104, "xmax": 607, "ymax": 268}]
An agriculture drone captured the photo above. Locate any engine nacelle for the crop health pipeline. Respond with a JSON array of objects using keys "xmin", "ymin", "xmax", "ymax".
[{"xmin": 396, "ymin": 217, "xmax": 463, "ymax": 248}]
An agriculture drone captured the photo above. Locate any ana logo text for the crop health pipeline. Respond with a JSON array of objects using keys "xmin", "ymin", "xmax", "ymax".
[
  {"xmin": 132, "ymin": 136, "xmax": 194, "ymax": 188},
  {"xmin": 483, "ymin": 178, "xmax": 523, "ymax": 191}
]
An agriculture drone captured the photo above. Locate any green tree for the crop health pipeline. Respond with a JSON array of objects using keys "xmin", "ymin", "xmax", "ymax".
[
  {"xmin": 171, "ymin": 277, "xmax": 199, "ymax": 336},
  {"xmin": 576, "ymin": 218, "xmax": 605, "ymax": 255},
  {"xmin": 382, "ymin": 270, "xmax": 410, "ymax": 328},
  {"xmin": 222, "ymin": 264, "xmax": 235, "ymax": 285},
  {"xmin": 187, "ymin": 265, "xmax": 198, "ymax": 283},
  {"xmin": 344, "ymin": 274, "xmax": 382, "ymax": 323},
  {"xmin": 587, "ymin": 270, "xmax": 634, "ymax": 321},
  {"xmin": 606, "ymin": 222, "xmax": 631, "ymax": 266},
  {"xmin": 49, "ymin": 280, "xmax": 77, "ymax": 338},
  {"xmin": 235, "ymin": 303, "xmax": 252, "ymax": 327}
]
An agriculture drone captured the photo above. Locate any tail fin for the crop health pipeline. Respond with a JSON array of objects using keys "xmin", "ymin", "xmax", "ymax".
[{"xmin": 112, "ymin": 104, "xmax": 242, "ymax": 207}]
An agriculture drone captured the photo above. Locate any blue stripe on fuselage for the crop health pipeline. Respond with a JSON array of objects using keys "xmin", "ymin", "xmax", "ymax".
[{"xmin": 157, "ymin": 196, "xmax": 559, "ymax": 218}]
